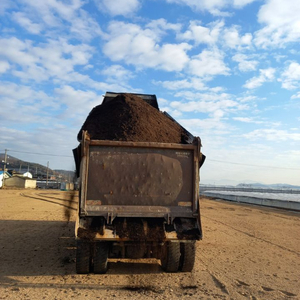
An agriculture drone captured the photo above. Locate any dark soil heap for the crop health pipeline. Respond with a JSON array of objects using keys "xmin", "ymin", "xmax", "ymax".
[{"xmin": 78, "ymin": 93, "xmax": 187, "ymax": 144}]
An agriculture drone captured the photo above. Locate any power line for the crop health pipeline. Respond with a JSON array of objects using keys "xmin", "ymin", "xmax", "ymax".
[
  {"xmin": 208, "ymin": 159, "xmax": 299, "ymax": 171},
  {"xmin": 3, "ymin": 149, "xmax": 73, "ymax": 158},
  {"xmin": 2, "ymin": 149, "xmax": 299, "ymax": 170}
]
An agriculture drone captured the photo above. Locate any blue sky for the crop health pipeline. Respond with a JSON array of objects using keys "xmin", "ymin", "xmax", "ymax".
[{"xmin": 0, "ymin": 0, "xmax": 300, "ymax": 185}]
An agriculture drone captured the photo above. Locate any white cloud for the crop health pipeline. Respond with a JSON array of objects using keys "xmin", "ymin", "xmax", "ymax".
[
  {"xmin": 243, "ymin": 68, "xmax": 276, "ymax": 89},
  {"xmin": 255, "ymin": 0, "xmax": 300, "ymax": 47},
  {"xmin": 155, "ymin": 78, "xmax": 208, "ymax": 91},
  {"xmin": 233, "ymin": 0, "xmax": 257, "ymax": 8},
  {"xmin": 0, "ymin": 0, "xmax": 12, "ymax": 15},
  {"xmin": 280, "ymin": 62, "xmax": 300, "ymax": 90},
  {"xmin": 223, "ymin": 26, "xmax": 252, "ymax": 48},
  {"xmin": 0, "ymin": 82, "xmax": 53, "ymax": 103},
  {"xmin": 236, "ymin": 95, "xmax": 257, "ymax": 102},
  {"xmin": 12, "ymin": 12, "xmax": 42, "ymax": 34},
  {"xmin": 223, "ymin": 27, "xmax": 243, "ymax": 48},
  {"xmin": 178, "ymin": 21, "xmax": 252, "ymax": 49},
  {"xmin": 164, "ymin": 109, "xmax": 183, "ymax": 118},
  {"xmin": 244, "ymin": 129, "xmax": 300, "ymax": 141},
  {"xmin": 69, "ymin": 9, "xmax": 105, "ymax": 41},
  {"xmin": 158, "ymin": 97, "xmax": 170, "ymax": 105},
  {"xmin": 188, "ymin": 48, "xmax": 229, "ymax": 77},
  {"xmin": 94, "ymin": 0, "xmax": 140, "ymax": 17},
  {"xmin": 54, "ymin": 85, "xmax": 103, "ymax": 118},
  {"xmin": 179, "ymin": 117, "xmax": 229, "ymax": 132},
  {"xmin": 101, "ymin": 65, "xmax": 134, "ymax": 82},
  {"xmin": 159, "ymin": 43, "xmax": 192, "ymax": 71},
  {"xmin": 0, "ymin": 37, "xmax": 93, "ymax": 82},
  {"xmin": 168, "ymin": 91, "xmax": 248, "ymax": 119},
  {"xmin": 174, "ymin": 90, "xmax": 228, "ymax": 101},
  {"xmin": 273, "ymin": 54, "xmax": 287, "ymax": 63},
  {"xmin": 24, "ymin": 0, "xmax": 83, "ymax": 25},
  {"xmin": 170, "ymin": 99, "xmax": 236, "ymax": 117},
  {"xmin": 210, "ymin": 87, "xmax": 225, "ymax": 93},
  {"xmin": 178, "ymin": 20, "xmax": 224, "ymax": 45},
  {"xmin": 241, "ymin": 33, "xmax": 253, "ymax": 45},
  {"xmin": 0, "ymin": 37, "xmax": 132, "ymax": 91},
  {"xmin": 291, "ymin": 92, "xmax": 300, "ymax": 99},
  {"xmin": 147, "ymin": 19, "xmax": 182, "ymax": 38},
  {"xmin": 165, "ymin": 0, "xmax": 256, "ymax": 16},
  {"xmin": 165, "ymin": 0, "xmax": 228, "ymax": 16},
  {"xmin": 232, "ymin": 53, "xmax": 258, "ymax": 72},
  {"xmin": 0, "ymin": 61, "xmax": 10, "ymax": 73},
  {"xmin": 0, "ymin": 80, "xmax": 132, "ymax": 137},
  {"xmin": 0, "ymin": 37, "xmax": 35, "ymax": 67},
  {"xmin": 103, "ymin": 21, "xmax": 191, "ymax": 72},
  {"xmin": 11, "ymin": 0, "xmax": 103, "ymax": 41},
  {"xmin": 0, "ymin": 82, "xmax": 57, "ymax": 126},
  {"xmin": 233, "ymin": 117, "xmax": 263, "ymax": 124}
]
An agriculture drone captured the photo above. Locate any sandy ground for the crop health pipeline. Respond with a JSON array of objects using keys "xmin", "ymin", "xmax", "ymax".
[{"xmin": 0, "ymin": 189, "xmax": 299, "ymax": 300}]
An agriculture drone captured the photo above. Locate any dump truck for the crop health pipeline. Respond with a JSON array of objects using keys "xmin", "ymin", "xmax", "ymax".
[{"xmin": 73, "ymin": 92, "xmax": 205, "ymax": 274}]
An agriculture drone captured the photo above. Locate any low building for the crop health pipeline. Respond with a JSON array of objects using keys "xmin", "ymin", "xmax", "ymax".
[
  {"xmin": 4, "ymin": 175, "xmax": 37, "ymax": 189},
  {"xmin": 60, "ymin": 182, "xmax": 74, "ymax": 191},
  {"xmin": 0, "ymin": 171, "xmax": 11, "ymax": 188}
]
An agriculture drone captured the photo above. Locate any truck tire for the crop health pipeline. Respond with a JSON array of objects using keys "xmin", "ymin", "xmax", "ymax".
[
  {"xmin": 94, "ymin": 242, "xmax": 109, "ymax": 274},
  {"xmin": 76, "ymin": 240, "xmax": 90, "ymax": 274},
  {"xmin": 179, "ymin": 241, "xmax": 196, "ymax": 272},
  {"xmin": 161, "ymin": 242, "xmax": 180, "ymax": 272}
]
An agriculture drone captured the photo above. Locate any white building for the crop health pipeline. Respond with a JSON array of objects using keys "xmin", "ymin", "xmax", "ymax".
[
  {"xmin": 0, "ymin": 171, "xmax": 11, "ymax": 188},
  {"xmin": 23, "ymin": 172, "xmax": 33, "ymax": 178}
]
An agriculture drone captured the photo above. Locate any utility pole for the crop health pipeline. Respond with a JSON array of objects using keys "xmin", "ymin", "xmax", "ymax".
[
  {"xmin": 46, "ymin": 161, "xmax": 49, "ymax": 188},
  {"xmin": 3, "ymin": 149, "xmax": 8, "ymax": 187}
]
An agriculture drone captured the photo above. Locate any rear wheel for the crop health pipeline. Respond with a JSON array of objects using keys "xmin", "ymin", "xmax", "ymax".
[
  {"xmin": 76, "ymin": 240, "xmax": 90, "ymax": 274},
  {"xmin": 161, "ymin": 242, "xmax": 181, "ymax": 272},
  {"xmin": 179, "ymin": 241, "xmax": 196, "ymax": 272},
  {"xmin": 94, "ymin": 242, "xmax": 109, "ymax": 274}
]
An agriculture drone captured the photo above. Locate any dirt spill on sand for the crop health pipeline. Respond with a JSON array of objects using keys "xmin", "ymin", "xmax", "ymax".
[{"xmin": 122, "ymin": 285, "xmax": 164, "ymax": 294}]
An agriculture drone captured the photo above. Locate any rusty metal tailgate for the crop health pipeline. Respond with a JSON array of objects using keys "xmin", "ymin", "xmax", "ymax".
[{"xmin": 79, "ymin": 138, "xmax": 200, "ymax": 221}]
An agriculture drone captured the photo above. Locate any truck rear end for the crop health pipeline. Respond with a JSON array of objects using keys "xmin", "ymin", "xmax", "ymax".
[{"xmin": 74, "ymin": 130, "xmax": 203, "ymax": 274}]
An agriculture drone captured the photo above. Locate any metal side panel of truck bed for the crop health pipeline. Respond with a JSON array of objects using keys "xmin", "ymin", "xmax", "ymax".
[{"xmin": 77, "ymin": 131, "xmax": 202, "ymax": 223}]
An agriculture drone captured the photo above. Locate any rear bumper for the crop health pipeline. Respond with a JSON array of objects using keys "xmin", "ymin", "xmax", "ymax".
[{"xmin": 75, "ymin": 216, "xmax": 202, "ymax": 242}]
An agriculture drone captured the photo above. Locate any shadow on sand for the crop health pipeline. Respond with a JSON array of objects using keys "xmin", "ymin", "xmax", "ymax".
[{"xmin": 0, "ymin": 219, "xmax": 163, "ymax": 285}]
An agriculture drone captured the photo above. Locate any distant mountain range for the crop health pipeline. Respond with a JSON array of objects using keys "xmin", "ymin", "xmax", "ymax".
[
  {"xmin": 0, "ymin": 153, "xmax": 74, "ymax": 180},
  {"xmin": 201, "ymin": 178, "xmax": 300, "ymax": 189},
  {"xmin": 236, "ymin": 182, "xmax": 300, "ymax": 190},
  {"xmin": 200, "ymin": 181, "xmax": 300, "ymax": 190}
]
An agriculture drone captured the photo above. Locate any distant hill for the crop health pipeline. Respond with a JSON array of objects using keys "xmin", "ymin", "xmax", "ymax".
[
  {"xmin": 54, "ymin": 169, "xmax": 77, "ymax": 181},
  {"xmin": 236, "ymin": 182, "xmax": 300, "ymax": 190},
  {"xmin": 0, "ymin": 153, "xmax": 74, "ymax": 180}
]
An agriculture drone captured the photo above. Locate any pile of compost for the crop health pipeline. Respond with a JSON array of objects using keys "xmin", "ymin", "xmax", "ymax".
[{"xmin": 78, "ymin": 93, "xmax": 188, "ymax": 144}]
